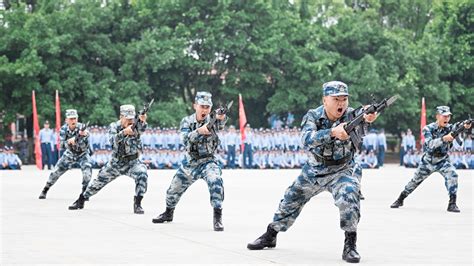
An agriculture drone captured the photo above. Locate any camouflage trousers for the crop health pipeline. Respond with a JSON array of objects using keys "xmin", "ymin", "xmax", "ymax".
[
  {"xmin": 353, "ymin": 163, "xmax": 362, "ymax": 182},
  {"xmin": 83, "ymin": 158, "xmax": 148, "ymax": 198},
  {"xmin": 165, "ymin": 160, "xmax": 224, "ymax": 209},
  {"xmin": 270, "ymin": 163, "xmax": 360, "ymax": 232},
  {"xmin": 403, "ymin": 157, "xmax": 458, "ymax": 196},
  {"xmin": 45, "ymin": 152, "xmax": 92, "ymax": 192}
]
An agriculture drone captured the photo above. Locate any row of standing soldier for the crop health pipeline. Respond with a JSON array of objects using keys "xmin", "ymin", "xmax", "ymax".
[{"xmin": 37, "ymin": 82, "xmax": 471, "ymax": 264}]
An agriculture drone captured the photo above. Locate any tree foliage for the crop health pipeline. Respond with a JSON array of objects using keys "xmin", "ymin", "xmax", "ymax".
[{"xmin": 0, "ymin": 0, "xmax": 472, "ymax": 136}]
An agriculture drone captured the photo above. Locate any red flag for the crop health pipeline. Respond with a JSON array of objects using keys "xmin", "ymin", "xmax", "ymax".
[
  {"xmin": 55, "ymin": 90, "xmax": 61, "ymax": 150},
  {"xmin": 238, "ymin": 94, "xmax": 247, "ymax": 151},
  {"xmin": 420, "ymin": 97, "xmax": 426, "ymax": 145},
  {"xmin": 32, "ymin": 90, "xmax": 42, "ymax": 169}
]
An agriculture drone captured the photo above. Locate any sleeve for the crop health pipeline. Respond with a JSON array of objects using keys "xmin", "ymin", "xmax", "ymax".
[
  {"xmin": 180, "ymin": 117, "xmax": 200, "ymax": 146},
  {"xmin": 59, "ymin": 127, "xmax": 67, "ymax": 151},
  {"xmin": 300, "ymin": 111, "xmax": 332, "ymax": 149},
  {"xmin": 109, "ymin": 123, "xmax": 125, "ymax": 150},
  {"xmin": 423, "ymin": 126, "xmax": 444, "ymax": 150}
]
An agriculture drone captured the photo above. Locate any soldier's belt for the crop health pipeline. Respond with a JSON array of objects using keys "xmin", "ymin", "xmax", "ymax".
[
  {"xmin": 313, "ymin": 155, "xmax": 351, "ymax": 166},
  {"xmin": 119, "ymin": 153, "xmax": 139, "ymax": 161},
  {"xmin": 189, "ymin": 153, "xmax": 214, "ymax": 160}
]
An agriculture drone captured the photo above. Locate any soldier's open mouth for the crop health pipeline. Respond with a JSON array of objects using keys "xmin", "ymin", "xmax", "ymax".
[
  {"xmin": 337, "ymin": 108, "xmax": 343, "ymax": 114},
  {"xmin": 201, "ymin": 114, "xmax": 206, "ymax": 118}
]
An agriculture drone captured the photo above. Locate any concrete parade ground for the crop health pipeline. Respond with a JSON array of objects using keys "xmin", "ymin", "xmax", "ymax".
[{"xmin": 1, "ymin": 165, "xmax": 472, "ymax": 265}]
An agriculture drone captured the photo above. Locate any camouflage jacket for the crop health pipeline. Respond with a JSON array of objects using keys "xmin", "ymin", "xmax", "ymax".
[
  {"xmin": 180, "ymin": 113, "xmax": 227, "ymax": 162},
  {"xmin": 60, "ymin": 123, "xmax": 90, "ymax": 157},
  {"xmin": 301, "ymin": 105, "xmax": 367, "ymax": 176},
  {"xmin": 422, "ymin": 122, "xmax": 453, "ymax": 164},
  {"xmin": 109, "ymin": 120, "xmax": 147, "ymax": 160}
]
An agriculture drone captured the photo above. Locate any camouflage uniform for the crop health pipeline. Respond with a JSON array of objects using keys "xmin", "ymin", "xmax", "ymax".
[
  {"xmin": 402, "ymin": 122, "xmax": 457, "ymax": 196},
  {"xmin": 153, "ymin": 92, "xmax": 227, "ymax": 231},
  {"xmin": 164, "ymin": 93, "xmax": 226, "ymax": 209},
  {"xmin": 40, "ymin": 109, "xmax": 92, "ymax": 197},
  {"xmin": 270, "ymin": 104, "xmax": 362, "ymax": 233},
  {"xmin": 69, "ymin": 104, "xmax": 148, "ymax": 213},
  {"xmin": 391, "ymin": 106, "xmax": 464, "ymax": 213},
  {"xmin": 84, "ymin": 108, "xmax": 148, "ymax": 199},
  {"xmin": 248, "ymin": 82, "xmax": 365, "ymax": 262}
]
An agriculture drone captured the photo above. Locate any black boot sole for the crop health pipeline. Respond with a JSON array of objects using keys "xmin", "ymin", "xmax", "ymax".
[
  {"xmin": 68, "ymin": 206, "xmax": 83, "ymax": 210},
  {"xmin": 214, "ymin": 227, "xmax": 224, "ymax": 232},
  {"xmin": 343, "ymin": 256, "xmax": 360, "ymax": 263},
  {"xmin": 152, "ymin": 218, "xmax": 173, "ymax": 223},
  {"xmin": 247, "ymin": 243, "xmax": 276, "ymax": 250}
]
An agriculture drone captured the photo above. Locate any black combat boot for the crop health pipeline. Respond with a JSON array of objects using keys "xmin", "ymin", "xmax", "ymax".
[
  {"xmin": 447, "ymin": 194, "xmax": 460, "ymax": 213},
  {"xmin": 134, "ymin": 196, "xmax": 145, "ymax": 214},
  {"xmin": 213, "ymin": 208, "xmax": 224, "ymax": 231},
  {"xmin": 247, "ymin": 225, "xmax": 278, "ymax": 250},
  {"xmin": 390, "ymin": 191, "xmax": 408, "ymax": 208},
  {"xmin": 152, "ymin": 207, "xmax": 174, "ymax": 223},
  {"xmin": 38, "ymin": 187, "xmax": 49, "ymax": 199},
  {"xmin": 342, "ymin": 231, "xmax": 360, "ymax": 263},
  {"xmin": 68, "ymin": 194, "xmax": 86, "ymax": 210},
  {"xmin": 359, "ymin": 191, "xmax": 365, "ymax": 200},
  {"xmin": 82, "ymin": 187, "xmax": 89, "ymax": 201}
]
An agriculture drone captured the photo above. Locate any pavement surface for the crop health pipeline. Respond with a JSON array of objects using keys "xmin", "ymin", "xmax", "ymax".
[{"xmin": 1, "ymin": 164, "xmax": 472, "ymax": 265}]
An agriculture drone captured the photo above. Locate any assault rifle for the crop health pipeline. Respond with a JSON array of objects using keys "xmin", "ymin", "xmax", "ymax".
[
  {"xmin": 207, "ymin": 101, "xmax": 233, "ymax": 134},
  {"xmin": 344, "ymin": 96, "xmax": 398, "ymax": 150},
  {"xmin": 131, "ymin": 99, "xmax": 154, "ymax": 132},
  {"xmin": 449, "ymin": 116, "xmax": 473, "ymax": 145},
  {"xmin": 68, "ymin": 121, "xmax": 89, "ymax": 152}
]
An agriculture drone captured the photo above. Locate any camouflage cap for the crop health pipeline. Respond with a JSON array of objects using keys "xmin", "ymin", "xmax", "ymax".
[
  {"xmin": 120, "ymin": 105, "xmax": 136, "ymax": 119},
  {"xmin": 436, "ymin": 106, "xmax": 452, "ymax": 116},
  {"xmin": 195, "ymin": 91, "xmax": 213, "ymax": 106},
  {"xmin": 323, "ymin": 81, "xmax": 349, "ymax": 96},
  {"xmin": 65, "ymin": 109, "xmax": 78, "ymax": 119}
]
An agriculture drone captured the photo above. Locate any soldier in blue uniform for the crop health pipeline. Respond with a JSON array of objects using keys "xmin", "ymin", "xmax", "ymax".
[
  {"xmin": 68, "ymin": 105, "xmax": 148, "ymax": 214},
  {"xmin": 246, "ymin": 81, "xmax": 378, "ymax": 263},
  {"xmin": 39, "ymin": 109, "xmax": 92, "ymax": 199},
  {"xmin": 152, "ymin": 92, "xmax": 227, "ymax": 231},
  {"xmin": 390, "ymin": 106, "xmax": 471, "ymax": 212}
]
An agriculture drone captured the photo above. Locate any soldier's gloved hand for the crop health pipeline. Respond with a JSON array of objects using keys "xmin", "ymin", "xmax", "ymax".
[
  {"xmin": 442, "ymin": 133, "xmax": 454, "ymax": 142},
  {"xmin": 216, "ymin": 114, "xmax": 226, "ymax": 121},
  {"xmin": 197, "ymin": 124, "xmax": 211, "ymax": 135},
  {"xmin": 67, "ymin": 137, "xmax": 76, "ymax": 146},
  {"xmin": 139, "ymin": 114, "xmax": 147, "ymax": 123},
  {"xmin": 123, "ymin": 125, "xmax": 135, "ymax": 136},
  {"xmin": 331, "ymin": 123, "xmax": 349, "ymax": 140}
]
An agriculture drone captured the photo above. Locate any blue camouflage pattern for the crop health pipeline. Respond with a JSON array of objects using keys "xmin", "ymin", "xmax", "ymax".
[
  {"xmin": 403, "ymin": 122, "xmax": 458, "ymax": 195},
  {"xmin": 353, "ymin": 163, "xmax": 362, "ymax": 182},
  {"xmin": 270, "ymin": 165, "xmax": 360, "ymax": 232},
  {"xmin": 83, "ymin": 120, "xmax": 148, "ymax": 198},
  {"xmin": 164, "ymin": 113, "xmax": 226, "ymax": 209},
  {"xmin": 269, "ymin": 105, "xmax": 365, "ymax": 233},
  {"xmin": 45, "ymin": 122, "xmax": 92, "ymax": 191},
  {"xmin": 301, "ymin": 105, "xmax": 358, "ymax": 175}
]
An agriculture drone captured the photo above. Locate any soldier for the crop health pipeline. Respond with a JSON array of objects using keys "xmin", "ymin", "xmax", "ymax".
[
  {"xmin": 390, "ymin": 106, "xmax": 471, "ymax": 212},
  {"xmin": 152, "ymin": 92, "xmax": 227, "ymax": 231},
  {"xmin": 68, "ymin": 105, "xmax": 148, "ymax": 214},
  {"xmin": 246, "ymin": 81, "xmax": 378, "ymax": 263},
  {"xmin": 39, "ymin": 110, "xmax": 92, "ymax": 199}
]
